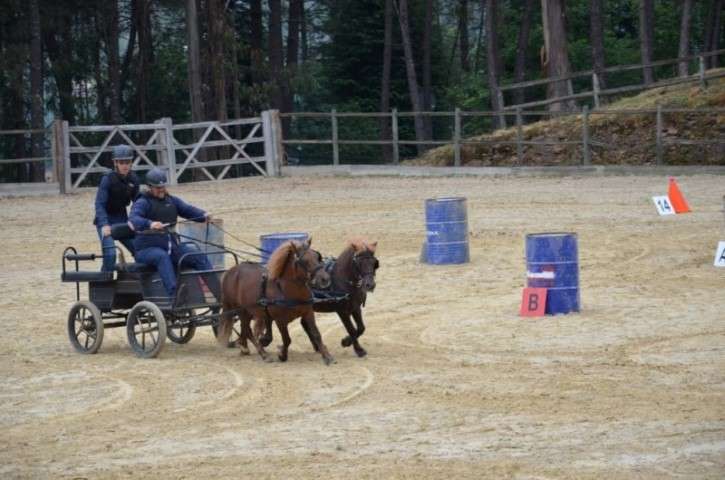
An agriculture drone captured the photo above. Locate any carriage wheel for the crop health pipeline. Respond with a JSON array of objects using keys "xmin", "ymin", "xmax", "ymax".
[
  {"xmin": 167, "ymin": 311, "xmax": 197, "ymax": 344},
  {"xmin": 67, "ymin": 301, "xmax": 104, "ymax": 354},
  {"xmin": 126, "ymin": 301, "xmax": 167, "ymax": 359},
  {"xmin": 212, "ymin": 317, "xmax": 243, "ymax": 348}
]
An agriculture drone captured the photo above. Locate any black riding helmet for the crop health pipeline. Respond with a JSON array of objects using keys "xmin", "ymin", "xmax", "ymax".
[{"xmin": 145, "ymin": 167, "xmax": 168, "ymax": 187}]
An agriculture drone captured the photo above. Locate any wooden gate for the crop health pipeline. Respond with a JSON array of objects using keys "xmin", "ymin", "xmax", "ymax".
[{"xmin": 58, "ymin": 111, "xmax": 282, "ymax": 193}]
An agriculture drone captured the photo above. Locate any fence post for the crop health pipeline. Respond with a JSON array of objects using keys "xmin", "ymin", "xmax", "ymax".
[
  {"xmin": 392, "ymin": 108, "xmax": 399, "ymax": 165},
  {"xmin": 454, "ymin": 107, "xmax": 462, "ymax": 167},
  {"xmin": 515, "ymin": 108, "xmax": 523, "ymax": 164},
  {"xmin": 592, "ymin": 73, "xmax": 601, "ymax": 109},
  {"xmin": 157, "ymin": 117, "xmax": 177, "ymax": 184},
  {"xmin": 331, "ymin": 108, "xmax": 339, "ymax": 166},
  {"xmin": 62, "ymin": 120, "xmax": 71, "ymax": 193},
  {"xmin": 699, "ymin": 56, "xmax": 707, "ymax": 89},
  {"xmin": 496, "ymin": 89, "xmax": 507, "ymax": 129},
  {"xmin": 655, "ymin": 105, "xmax": 663, "ymax": 165},
  {"xmin": 582, "ymin": 105, "xmax": 591, "ymax": 166},
  {"xmin": 262, "ymin": 109, "xmax": 282, "ymax": 177}
]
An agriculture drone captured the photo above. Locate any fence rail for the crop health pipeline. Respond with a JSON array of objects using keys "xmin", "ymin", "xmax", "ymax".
[
  {"xmin": 281, "ymin": 107, "xmax": 725, "ymax": 167},
  {"xmin": 0, "ymin": 128, "xmax": 54, "ymax": 181},
  {"xmin": 496, "ymin": 49, "xmax": 725, "ymax": 121}
]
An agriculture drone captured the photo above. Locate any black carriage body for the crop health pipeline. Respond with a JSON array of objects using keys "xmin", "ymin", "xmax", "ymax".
[{"xmin": 71, "ymin": 264, "xmax": 223, "ymax": 313}]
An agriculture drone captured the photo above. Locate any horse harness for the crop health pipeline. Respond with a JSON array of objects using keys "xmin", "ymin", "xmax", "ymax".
[{"xmin": 256, "ymin": 246, "xmax": 323, "ymax": 320}]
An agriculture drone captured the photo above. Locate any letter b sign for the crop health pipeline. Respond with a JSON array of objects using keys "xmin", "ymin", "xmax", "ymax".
[{"xmin": 520, "ymin": 288, "xmax": 547, "ymax": 317}]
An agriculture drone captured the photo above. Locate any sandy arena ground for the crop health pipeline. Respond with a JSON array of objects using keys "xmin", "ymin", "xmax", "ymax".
[{"xmin": 0, "ymin": 174, "xmax": 724, "ymax": 479}]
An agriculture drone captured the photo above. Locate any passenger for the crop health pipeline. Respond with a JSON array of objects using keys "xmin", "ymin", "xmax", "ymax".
[
  {"xmin": 128, "ymin": 167, "xmax": 222, "ymax": 302},
  {"xmin": 93, "ymin": 144, "xmax": 140, "ymax": 272}
]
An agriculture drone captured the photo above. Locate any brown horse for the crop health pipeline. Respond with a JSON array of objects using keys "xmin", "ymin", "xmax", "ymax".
[
  {"xmin": 261, "ymin": 239, "xmax": 379, "ymax": 358},
  {"xmin": 217, "ymin": 239, "xmax": 335, "ymax": 364}
]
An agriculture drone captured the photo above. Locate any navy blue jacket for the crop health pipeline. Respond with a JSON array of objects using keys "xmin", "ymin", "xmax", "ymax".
[
  {"xmin": 93, "ymin": 171, "xmax": 140, "ymax": 226},
  {"xmin": 129, "ymin": 193, "xmax": 207, "ymax": 251}
]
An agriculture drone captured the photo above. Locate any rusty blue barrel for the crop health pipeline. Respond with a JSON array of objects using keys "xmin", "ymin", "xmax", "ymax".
[
  {"xmin": 260, "ymin": 232, "xmax": 309, "ymax": 265},
  {"xmin": 423, "ymin": 197, "xmax": 469, "ymax": 264},
  {"xmin": 525, "ymin": 232, "xmax": 580, "ymax": 315},
  {"xmin": 177, "ymin": 219, "xmax": 226, "ymax": 269}
]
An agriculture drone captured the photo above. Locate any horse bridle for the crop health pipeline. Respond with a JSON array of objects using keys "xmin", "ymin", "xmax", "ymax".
[
  {"xmin": 350, "ymin": 252, "xmax": 379, "ymax": 289},
  {"xmin": 293, "ymin": 245, "xmax": 325, "ymax": 282}
]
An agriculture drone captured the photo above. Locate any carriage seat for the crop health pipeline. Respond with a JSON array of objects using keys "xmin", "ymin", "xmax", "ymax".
[
  {"xmin": 115, "ymin": 262, "xmax": 154, "ymax": 273},
  {"xmin": 61, "ymin": 271, "xmax": 114, "ymax": 283}
]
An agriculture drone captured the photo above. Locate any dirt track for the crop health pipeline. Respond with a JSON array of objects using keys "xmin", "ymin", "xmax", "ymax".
[{"xmin": 1, "ymin": 174, "xmax": 724, "ymax": 479}]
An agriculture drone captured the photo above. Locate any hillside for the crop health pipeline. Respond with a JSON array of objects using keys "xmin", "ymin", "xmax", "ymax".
[{"xmin": 408, "ymin": 73, "xmax": 725, "ymax": 166}]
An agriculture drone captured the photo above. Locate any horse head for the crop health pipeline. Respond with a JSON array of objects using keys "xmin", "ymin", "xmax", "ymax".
[
  {"xmin": 350, "ymin": 240, "xmax": 379, "ymax": 293},
  {"xmin": 269, "ymin": 238, "xmax": 330, "ymax": 289}
]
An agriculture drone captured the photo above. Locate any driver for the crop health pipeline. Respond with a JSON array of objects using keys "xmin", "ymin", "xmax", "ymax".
[{"xmin": 129, "ymin": 167, "xmax": 222, "ymax": 303}]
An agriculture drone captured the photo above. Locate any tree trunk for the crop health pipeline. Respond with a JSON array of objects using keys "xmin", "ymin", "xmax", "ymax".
[
  {"xmin": 639, "ymin": 0, "xmax": 655, "ymax": 85},
  {"xmin": 94, "ymin": 11, "xmax": 107, "ymax": 123},
  {"xmin": 678, "ymin": 0, "xmax": 693, "ymax": 77},
  {"xmin": 120, "ymin": 2, "xmax": 137, "ymax": 99},
  {"xmin": 458, "ymin": 0, "xmax": 470, "ymax": 72},
  {"xmin": 396, "ymin": 0, "xmax": 426, "ymax": 155},
  {"xmin": 301, "ymin": 1, "xmax": 308, "ymax": 63},
  {"xmin": 135, "ymin": 0, "xmax": 153, "ymax": 122},
  {"xmin": 269, "ymin": 0, "xmax": 284, "ymax": 112},
  {"xmin": 208, "ymin": 0, "xmax": 227, "ymax": 121},
  {"xmin": 186, "ymin": 0, "xmax": 204, "ymax": 122},
  {"xmin": 29, "ymin": 0, "xmax": 44, "ymax": 181},
  {"xmin": 541, "ymin": 0, "xmax": 575, "ymax": 112},
  {"xmin": 107, "ymin": 0, "xmax": 121, "ymax": 124},
  {"xmin": 590, "ymin": 0, "xmax": 606, "ymax": 89},
  {"xmin": 485, "ymin": 0, "xmax": 504, "ymax": 128},
  {"xmin": 284, "ymin": 0, "xmax": 302, "ymax": 121},
  {"xmin": 380, "ymin": 0, "xmax": 393, "ymax": 162},
  {"xmin": 250, "ymin": 0, "xmax": 263, "ymax": 84},
  {"xmin": 513, "ymin": 0, "xmax": 535, "ymax": 106},
  {"xmin": 711, "ymin": 0, "xmax": 723, "ymax": 68},
  {"xmin": 422, "ymin": 0, "xmax": 433, "ymax": 139}
]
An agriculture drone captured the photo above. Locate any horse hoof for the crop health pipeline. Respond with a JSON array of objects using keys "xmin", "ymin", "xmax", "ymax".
[
  {"xmin": 278, "ymin": 354, "xmax": 288, "ymax": 362},
  {"xmin": 239, "ymin": 347, "xmax": 250, "ymax": 356},
  {"xmin": 323, "ymin": 356, "xmax": 336, "ymax": 366},
  {"xmin": 341, "ymin": 337, "xmax": 353, "ymax": 348},
  {"xmin": 260, "ymin": 335, "xmax": 272, "ymax": 347},
  {"xmin": 354, "ymin": 347, "xmax": 367, "ymax": 358}
]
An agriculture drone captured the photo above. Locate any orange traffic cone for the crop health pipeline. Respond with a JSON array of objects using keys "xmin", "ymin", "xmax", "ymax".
[{"xmin": 668, "ymin": 177, "xmax": 691, "ymax": 214}]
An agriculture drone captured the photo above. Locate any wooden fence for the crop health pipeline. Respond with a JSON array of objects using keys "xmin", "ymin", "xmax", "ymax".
[
  {"xmin": 281, "ymin": 107, "xmax": 725, "ymax": 167},
  {"xmin": 494, "ymin": 49, "xmax": 725, "ymax": 126},
  {"xmin": 0, "ymin": 127, "xmax": 54, "ymax": 182}
]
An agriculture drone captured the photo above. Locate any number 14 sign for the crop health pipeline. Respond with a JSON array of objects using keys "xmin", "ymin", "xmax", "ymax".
[{"xmin": 652, "ymin": 195, "xmax": 675, "ymax": 216}]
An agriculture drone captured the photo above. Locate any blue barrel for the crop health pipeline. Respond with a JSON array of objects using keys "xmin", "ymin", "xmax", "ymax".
[
  {"xmin": 260, "ymin": 232, "xmax": 309, "ymax": 265},
  {"xmin": 525, "ymin": 233, "xmax": 580, "ymax": 315},
  {"xmin": 177, "ymin": 219, "xmax": 226, "ymax": 269},
  {"xmin": 423, "ymin": 197, "xmax": 469, "ymax": 264}
]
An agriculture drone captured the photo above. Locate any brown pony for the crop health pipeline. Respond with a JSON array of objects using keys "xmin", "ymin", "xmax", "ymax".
[
  {"xmin": 261, "ymin": 239, "xmax": 379, "ymax": 358},
  {"xmin": 217, "ymin": 239, "xmax": 334, "ymax": 364}
]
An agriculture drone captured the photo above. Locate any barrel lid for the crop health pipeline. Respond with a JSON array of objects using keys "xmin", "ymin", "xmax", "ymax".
[
  {"xmin": 525, "ymin": 232, "xmax": 577, "ymax": 239},
  {"xmin": 260, "ymin": 232, "xmax": 309, "ymax": 240},
  {"xmin": 426, "ymin": 196, "xmax": 466, "ymax": 203}
]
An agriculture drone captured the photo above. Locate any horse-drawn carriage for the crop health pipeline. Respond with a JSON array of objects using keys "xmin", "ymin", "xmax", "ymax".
[
  {"xmin": 62, "ymin": 223, "xmax": 380, "ymax": 362},
  {"xmin": 61, "ymin": 224, "xmax": 239, "ymax": 358}
]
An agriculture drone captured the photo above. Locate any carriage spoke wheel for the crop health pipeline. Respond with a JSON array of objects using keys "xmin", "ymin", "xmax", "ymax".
[
  {"xmin": 167, "ymin": 310, "xmax": 196, "ymax": 344},
  {"xmin": 126, "ymin": 301, "xmax": 167, "ymax": 359},
  {"xmin": 212, "ymin": 317, "xmax": 243, "ymax": 348},
  {"xmin": 67, "ymin": 301, "xmax": 104, "ymax": 354}
]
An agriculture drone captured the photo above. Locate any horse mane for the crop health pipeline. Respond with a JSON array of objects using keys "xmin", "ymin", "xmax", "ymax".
[
  {"xmin": 339, "ymin": 238, "xmax": 377, "ymax": 264},
  {"xmin": 267, "ymin": 241, "xmax": 298, "ymax": 280}
]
